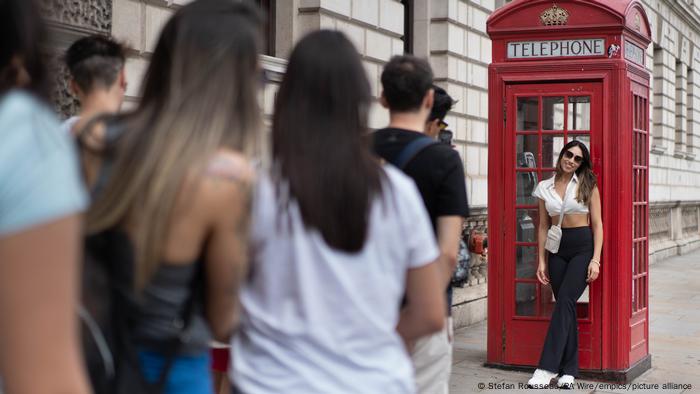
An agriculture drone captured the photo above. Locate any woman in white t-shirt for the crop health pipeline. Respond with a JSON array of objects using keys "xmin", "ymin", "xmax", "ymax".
[
  {"xmin": 527, "ymin": 140, "xmax": 603, "ymax": 389},
  {"xmin": 229, "ymin": 30, "xmax": 446, "ymax": 394}
]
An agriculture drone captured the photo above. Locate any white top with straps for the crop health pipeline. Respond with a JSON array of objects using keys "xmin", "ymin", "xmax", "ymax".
[{"xmin": 532, "ymin": 173, "xmax": 589, "ymax": 217}]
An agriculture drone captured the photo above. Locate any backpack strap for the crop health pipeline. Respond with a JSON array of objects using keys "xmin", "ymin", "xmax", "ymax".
[{"xmin": 391, "ymin": 136, "xmax": 438, "ymax": 170}]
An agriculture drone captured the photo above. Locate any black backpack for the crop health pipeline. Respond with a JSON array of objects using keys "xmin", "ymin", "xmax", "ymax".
[{"xmin": 77, "ymin": 118, "xmax": 200, "ymax": 394}]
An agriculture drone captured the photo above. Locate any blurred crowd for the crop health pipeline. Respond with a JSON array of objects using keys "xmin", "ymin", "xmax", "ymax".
[{"xmin": 0, "ymin": 0, "xmax": 468, "ymax": 393}]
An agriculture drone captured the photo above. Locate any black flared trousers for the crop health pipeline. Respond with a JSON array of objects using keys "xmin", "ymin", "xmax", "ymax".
[{"xmin": 537, "ymin": 226, "xmax": 593, "ymax": 377}]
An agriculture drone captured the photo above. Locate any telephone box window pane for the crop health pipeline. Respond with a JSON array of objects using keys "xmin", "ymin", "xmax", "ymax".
[
  {"xmin": 517, "ymin": 97, "xmax": 539, "ymax": 131},
  {"xmin": 516, "ymin": 246, "xmax": 538, "ymax": 279},
  {"xmin": 570, "ymin": 134, "xmax": 590, "ymax": 151},
  {"xmin": 568, "ymin": 96, "xmax": 591, "ymax": 130},
  {"xmin": 541, "ymin": 170, "xmax": 555, "ymax": 182},
  {"xmin": 517, "ymin": 172, "xmax": 539, "ymax": 205},
  {"xmin": 542, "ymin": 134, "xmax": 565, "ymax": 168},
  {"xmin": 516, "ymin": 209, "xmax": 538, "ymax": 242},
  {"xmin": 515, "ymin": 282, "xmax": 536, "ymax": 316},
  {"xmin": 542, "ymin": 97, "xmax": 565, "ymax": 130},
  {"xmin": 516, "ymin": 135, "xmax": 539, "ymax": 168}
]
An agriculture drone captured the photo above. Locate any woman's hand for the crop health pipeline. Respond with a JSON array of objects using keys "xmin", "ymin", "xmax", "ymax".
[
  {"xmin": 587, "ymin": 260, "xmax": 600, "ymax": 283},
  {"xmin": 536, "ymin": 262, "xmax": 549, "ymax": 285}
]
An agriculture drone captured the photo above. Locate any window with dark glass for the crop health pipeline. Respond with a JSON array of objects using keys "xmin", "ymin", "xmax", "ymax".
[
  {"xmin": 401, "ymin": 0, "xmax": 413, "ymax": 54},
  {"xmin": 254, "ymin": 0, "xmax": 275, "ymax": 56}
]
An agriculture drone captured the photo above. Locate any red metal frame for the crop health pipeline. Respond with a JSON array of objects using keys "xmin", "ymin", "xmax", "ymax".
[
  {"xmin": 504, "ymin": 82, "xmax": 603, "ymax": 369},
  {"xmin": 486, "ymin": 0, "xmax": 652, "ymax": 377}
]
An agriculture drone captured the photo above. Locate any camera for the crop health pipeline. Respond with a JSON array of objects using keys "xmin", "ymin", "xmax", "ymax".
[{"xmin": 438, "ymin": 128, "xmax": 453, "ymax": 146}]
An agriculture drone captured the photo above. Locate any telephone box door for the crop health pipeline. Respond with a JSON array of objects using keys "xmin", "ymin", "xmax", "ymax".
[{"xmin": 504, "ymin": 81, "xmax": 603, "ymax": 370}]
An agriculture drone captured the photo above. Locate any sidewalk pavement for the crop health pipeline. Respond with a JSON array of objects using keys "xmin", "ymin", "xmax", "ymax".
[{"xmin": 449, "ymin": 248, "xmax": 700, "ymax": 393}]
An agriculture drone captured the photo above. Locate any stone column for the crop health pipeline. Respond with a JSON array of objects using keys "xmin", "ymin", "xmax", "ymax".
[
  {"xmin": 675, "ymin": 59, "xmax": 688, "ymax": 157},
  {"xmin": 686, "ymin": 46, "xmax": 700, "ymax": 161}
]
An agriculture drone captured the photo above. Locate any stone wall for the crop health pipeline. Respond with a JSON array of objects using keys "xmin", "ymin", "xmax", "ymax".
[
  {"xmin": 641, "ymin": 0, "xmax": 700, "ymax": 257},
  {"xmin": 644, "ymin": 0, "xmax": 700, "ymax": 202},
  {"xmin": 426, "ymin": 0, "xmax": 493, "ymax": 208},
  {"xmin": 40, "ymin": 0, "xmax": 113, "ymax": 118}
]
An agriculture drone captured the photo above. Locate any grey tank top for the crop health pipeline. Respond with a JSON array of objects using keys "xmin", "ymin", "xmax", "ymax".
[{"xmin": 132, "ymin": 262, "xmax": 211, "ymax": 355}]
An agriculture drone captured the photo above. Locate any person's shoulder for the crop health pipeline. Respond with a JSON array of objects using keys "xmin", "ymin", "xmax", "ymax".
[
  {"xmin": 0, "ymin": 90, "xmax": 55, "ymax": 126},
  {"xmin": 427, "ymin": 141, "xmax": 458, "ymax": 157},
  {"xmin": 383, "ymin": 164, "xmax": 422, "ymax": 198},
  {"xmin": 200, "ymin": 150, "xmax": 255, "ymax": 195},
  {"xmin": 183, "ymin": 150, "xmax": 257, "ymax": 222},
  {"xmin": 535, "ymin": 176, "xmax": 554, "ymax": 192},
  {"xmin": 383, "ymin": 164, "xmax": 411, "ymax": 185},
  {"xmin": 0, "ymin": 90, "xmax": 41, "ymax": 113},
  {"xmin": 538, "ymin": 176, "xmax": 555, "ymax": 187}
]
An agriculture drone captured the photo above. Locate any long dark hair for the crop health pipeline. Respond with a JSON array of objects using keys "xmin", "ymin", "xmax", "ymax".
[
  {"xmin": 86, "ymin": 0, "xmax": 263, "ymax": 289},
  {"xmin": 272, "ymin": 30, "xmax": 383, "ymax": 252},
  {"xmin": 555, "ymin": 140, "xmax": 597, "ymax": 204},
  {"xmin": 0, "ymin": 0, "xmax": 50, "ymax": 99}
]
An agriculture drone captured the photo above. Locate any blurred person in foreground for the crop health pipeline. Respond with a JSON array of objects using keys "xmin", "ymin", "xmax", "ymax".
[
  {"xmin": 62, "ymin": 34, "xmax": 127, "ymax": 135},
  {"xmin": 230, "ymin": 30, "xmax": 446, "ymax": 394},
  {"xmin": 374, "ymin": 56, "xmax": 469, "ymax": 394},
  {"xmin": 0, "ymin": 0, "xmax": 90, "ymax": 393},
  {"xmin": 78, "ymin": 1, "xmax": 262, "ymax": 392}
]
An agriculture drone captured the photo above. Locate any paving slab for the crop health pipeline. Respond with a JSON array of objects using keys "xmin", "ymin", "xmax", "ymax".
[{"xmin": 449, "ymin": 248, "xmax": 700, "ymax": 393}]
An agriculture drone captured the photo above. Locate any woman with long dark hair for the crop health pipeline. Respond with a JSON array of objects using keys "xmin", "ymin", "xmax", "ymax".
[
  {"xmin": 0, "ymin": 0, "xmax": 90, "ymax": 392},
  {"xmin": 230, "ymin": 30, "xmax": 446, "ymax": 393},
  {"xmin": 528, "ymin": 140, "xmax": 603, "ymax": 389},
  {"xmin": 78, "ymin": 1, "xmax": 262, "ymax": 392}
]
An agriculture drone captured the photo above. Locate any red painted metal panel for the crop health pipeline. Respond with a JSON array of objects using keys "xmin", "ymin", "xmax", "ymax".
[{"xmin": 487, "ymin": 0, "xmax": 651, "ymax": 376}]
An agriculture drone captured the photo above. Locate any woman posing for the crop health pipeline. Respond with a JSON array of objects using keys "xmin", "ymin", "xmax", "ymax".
[
  {"xmin": 527, "ymin": 140, "xmax": 603, "ymax": 389},
  {"xmin": 79, "ymin": 1, "xmax": 262, "ymax": 392},
  {"xmin": 230, "ymin": 30, "xmax": 446, "ymax": 394}
]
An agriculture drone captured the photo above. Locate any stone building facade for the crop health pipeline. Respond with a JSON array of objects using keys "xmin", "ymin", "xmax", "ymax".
[{"xmin": 43, "ymin": 0, "xmax": 700, "ymax": 327}]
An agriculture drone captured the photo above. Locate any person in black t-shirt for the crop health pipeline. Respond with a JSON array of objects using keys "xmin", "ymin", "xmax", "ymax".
[{"xmin": 373, "ymin": 56, "xmax": 469, "ymax": 394}]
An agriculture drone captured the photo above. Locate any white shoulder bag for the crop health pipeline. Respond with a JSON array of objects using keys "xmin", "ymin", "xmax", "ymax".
[{"xmin": 544, "ymin": 182, "xmax": 571, "ymax": 254}]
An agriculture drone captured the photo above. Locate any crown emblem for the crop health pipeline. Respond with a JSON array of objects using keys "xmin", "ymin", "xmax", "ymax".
[{"xmin": 540, "ymin": 4, "xmax": 569, "ymax": 26}]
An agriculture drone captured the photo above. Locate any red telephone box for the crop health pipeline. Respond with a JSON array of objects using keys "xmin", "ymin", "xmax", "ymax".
[{"xmin": 486, "ymin": 0, "xmax": 651, "ymax": 382}]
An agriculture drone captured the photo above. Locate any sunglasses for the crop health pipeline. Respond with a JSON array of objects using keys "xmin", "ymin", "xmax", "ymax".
[{"xmin": 563, "ymin": 150, "xmax": 583, "ymax": 163}]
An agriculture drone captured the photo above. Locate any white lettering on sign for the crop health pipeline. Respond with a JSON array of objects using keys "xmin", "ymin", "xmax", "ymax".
[
  {"xmin": 507, "ymin": 39, "xmax": 605, "ymax": 59},
  {"xmin": 624, "ymin": 40, "xmax": 645, "ymax": 66}
]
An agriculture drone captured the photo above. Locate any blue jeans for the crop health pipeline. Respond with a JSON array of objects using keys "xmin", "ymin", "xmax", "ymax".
[{"xmin": 138, "ymin": 350, "xmax": 213, "ymax": 394}]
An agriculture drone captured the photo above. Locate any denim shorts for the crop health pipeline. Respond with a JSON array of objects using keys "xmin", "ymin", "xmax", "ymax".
[{"xmin": 138, "ymin": 350, "xmax": 213, "ymax": 394}]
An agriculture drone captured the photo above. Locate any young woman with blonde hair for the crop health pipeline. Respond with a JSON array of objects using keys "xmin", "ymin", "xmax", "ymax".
[{"xmin": 79, "ymin": 1, "xmax": 262, "ymax": 392}]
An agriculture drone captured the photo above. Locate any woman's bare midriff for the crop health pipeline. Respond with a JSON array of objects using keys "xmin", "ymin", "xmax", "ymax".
[{"xmin": 550, "ymin": 213, "xmax": 590, "ymax": 228}]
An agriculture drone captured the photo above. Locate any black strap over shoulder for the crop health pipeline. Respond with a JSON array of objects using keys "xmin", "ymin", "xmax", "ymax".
[{"xmin": 390, "ymin": 136, "xmax": 438, "ymax": 170}]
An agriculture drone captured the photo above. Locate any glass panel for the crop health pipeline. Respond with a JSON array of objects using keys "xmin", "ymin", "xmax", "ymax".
[
  {"xmin": 517, "ymin": 97, "xmax": 539, "ymax": 131},
  {"xmin": 516, "ymin": 135, "xmax": 539, "ymax": 168},
  {"xmin": 570, "ymin": 134, "xmax": 590, "ymax": 151},
  {"xmin": 568, "ymin": 96, "xmax": 591, "ymax": 130},
  {"xmin": 542, "ymin": 134, "xmax": 565, "ymax": 168},
  {"xmin": 516, "ymin": 172, "xmax": 539, "ymax": 205},
  {"xmin": 578, "ymin": 286, "xmax": 589, "ymax": 303},
  {"xmin": 516, "ymin": 209, "xmax": 539, "ymax": 243},
  {"xmin": 543, "ymin": 97, "xmax": 565, "ymax": 130},
  {"xmin": 515, "ymin": 282, "xmax": 537, "ymax": 316},
  {"xmin": 516, "ymin": 246, "xmax": 538, "ymax": 279},
  {"xmin": 541, "ymin": 170, "xmax": 556, "ymax": 183}
]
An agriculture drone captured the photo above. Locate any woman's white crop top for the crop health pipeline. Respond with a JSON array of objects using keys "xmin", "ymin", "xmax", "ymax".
[{"xmin": 532, "ymin": 174, "xmax": 590, "ymax": 217}]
